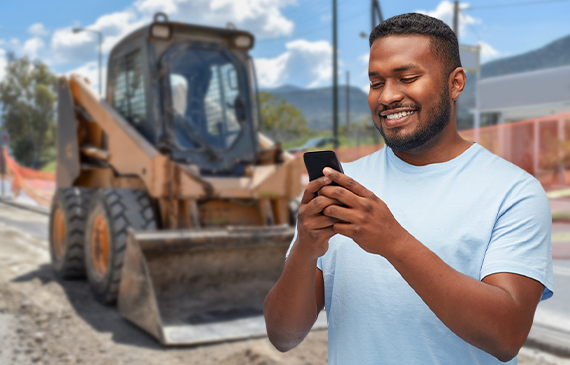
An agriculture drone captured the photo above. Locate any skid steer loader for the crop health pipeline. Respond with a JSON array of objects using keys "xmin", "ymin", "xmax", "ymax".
[{"xmin": 49, "ymin": 13, "xmax": 325, "ymax": 345}]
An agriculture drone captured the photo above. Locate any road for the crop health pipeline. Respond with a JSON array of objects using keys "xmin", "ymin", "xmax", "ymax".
[
  {"xmin": 0, "ymin": 202, "xmax": 327, "ymax": 365},
  {"xmin": 0, "ymin": 201, "xmax": 568, "ymax": 364}
]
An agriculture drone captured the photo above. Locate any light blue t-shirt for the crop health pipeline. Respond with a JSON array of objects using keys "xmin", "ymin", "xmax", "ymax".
[{"xmin": 288, "ymin": 143, "xmax": 553, "ymax": 365}]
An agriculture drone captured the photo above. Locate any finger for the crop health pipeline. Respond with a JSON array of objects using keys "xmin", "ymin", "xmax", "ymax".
[
  {"xmin": 301, "ymin": 176, "xmax": 332, "ymax": 204},
  {"xmin": 317, "ymin": 189, "xmax": 342, "ymax": 204},
  {"xmin": 302, "ymin": 214, "xmax": 341, "ymax": 230},
  {"xmin": 322, "ymin": 204, "xmax": 356, "ymax": 223},
  {"xmin": 332, "ymin": 221, "xmax": 354, "ymax": 237},
  {"xmin": 303, "ymin": 195, "xmax": 342, "ymax": 217},
  {"xmin": 323, "ymin": 168, "xmax": 370, "ymax": 198},
  {"xmin": 319, "ymin": 185, "xmax": 357, "ymax": 208}
]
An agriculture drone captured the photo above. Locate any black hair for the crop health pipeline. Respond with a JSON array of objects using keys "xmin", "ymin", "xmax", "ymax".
[{"xmin": 369, "ymin": 13, "xmax": 461, "ymax": 76}]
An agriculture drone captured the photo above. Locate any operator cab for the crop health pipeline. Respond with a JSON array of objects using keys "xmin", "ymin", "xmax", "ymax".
[{"xmin": 106, "ymin": 13, "xmax": 259, "ymax": 177}]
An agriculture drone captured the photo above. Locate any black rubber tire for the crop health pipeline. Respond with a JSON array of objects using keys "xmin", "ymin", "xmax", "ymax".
[
  {"xmin": 49, "ymin": 187, "xmax": 94, "ymax": 279},
  {"xmin": 84, "ymin": 189, "xmax": 156, "ymax": 305}
]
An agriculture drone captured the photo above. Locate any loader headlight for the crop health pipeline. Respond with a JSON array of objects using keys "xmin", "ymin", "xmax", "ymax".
[
  {"xmin": 151, "ymin": 24, "xmax": 171, "ymax": 39},
  {"xmin": 234, "ymin": 35, "xmax": 252, "ymax": 48}
]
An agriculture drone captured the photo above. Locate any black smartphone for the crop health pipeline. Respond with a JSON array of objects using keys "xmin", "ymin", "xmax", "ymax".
[{"xmin": 303, "ymin": 150, "xmax": 344, "ymax": 186}]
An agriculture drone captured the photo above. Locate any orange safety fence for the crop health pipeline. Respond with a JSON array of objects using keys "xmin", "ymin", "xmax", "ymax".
[
  {"xmin": 459, "ymin": 111, "xmax": 570, "ymax": 191},
  {"xmin": 2, "ymin": 110, "xmax": 570, "ymax": 208},
  {"xmin": 297, "ymin": 110, "xmax": 570, "ymax": 193},
  {"xmin": 1, "ymin": 147, "xmax": 55, "ymax": 207}
]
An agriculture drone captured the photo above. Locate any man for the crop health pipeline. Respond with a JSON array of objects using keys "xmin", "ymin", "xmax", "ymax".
[{"xmin": 263, "ymin": 13, "xmax": 553, "ymax": 364}]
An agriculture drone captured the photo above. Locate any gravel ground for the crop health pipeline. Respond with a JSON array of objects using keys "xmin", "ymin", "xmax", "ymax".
[{"xmin": 0, "ymin": 202, "xmax": 567, "ymax": 364}]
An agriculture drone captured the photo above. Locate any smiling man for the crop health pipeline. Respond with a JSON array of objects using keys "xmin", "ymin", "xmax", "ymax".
[{"xmin": 263, "ymin": 13, "xmax": 553, "ymax": 364}]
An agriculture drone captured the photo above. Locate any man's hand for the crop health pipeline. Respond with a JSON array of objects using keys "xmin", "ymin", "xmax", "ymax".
[
  {"xmin": 296, "ymin": 174, "xmax": 342, "ymax": 260},
  {"xmin": 318, "ymin": 167, "xmax": 409, "ymax": 259}
]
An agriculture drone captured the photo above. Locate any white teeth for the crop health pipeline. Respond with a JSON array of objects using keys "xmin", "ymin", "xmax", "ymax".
[{"xmin": 386, "ymin": 111, "xmax": 414, "ymax": 120}]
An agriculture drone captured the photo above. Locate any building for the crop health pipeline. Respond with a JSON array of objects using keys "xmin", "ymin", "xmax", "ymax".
[{"xmin": 475, "ymin": 64, "xmax": 570, "ymax": 127}]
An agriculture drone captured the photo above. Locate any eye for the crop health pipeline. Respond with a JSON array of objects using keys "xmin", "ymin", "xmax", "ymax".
[
  {"xmin": 370, "ymin": 82, "xmax": 384, "ymax": 89},
  {"xmin": 401, "ymin": 76, "xmax": 419, "ymax": 83}
]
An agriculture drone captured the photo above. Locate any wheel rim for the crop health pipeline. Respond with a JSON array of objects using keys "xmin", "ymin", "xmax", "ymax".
[
  {"xmin": 90, "ymin": 214, "xmax": 110, "ymax": 278},
  {"xmin": 52, "ymin": 208, "xmax": 66, "ymax": 259}
]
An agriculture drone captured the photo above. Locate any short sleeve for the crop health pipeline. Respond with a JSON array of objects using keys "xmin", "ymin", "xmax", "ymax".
[{"xmin": 480, "ymin": 177, "xmax": 553, "ymax": 300}]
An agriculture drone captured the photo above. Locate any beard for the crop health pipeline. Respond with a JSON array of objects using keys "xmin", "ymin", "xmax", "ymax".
[{"xmin": 375, "ymin": 83, "xmax": 451, "ymax": 152}]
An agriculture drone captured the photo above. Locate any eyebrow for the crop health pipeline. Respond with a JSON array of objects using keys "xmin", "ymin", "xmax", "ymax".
[
  {"xmin": 392, "ymin": 63, "xmax": 420, "ymax": 72},
  {"xmin": 368, "ymin": 63, "xmax": 420, "ymax": 78}
]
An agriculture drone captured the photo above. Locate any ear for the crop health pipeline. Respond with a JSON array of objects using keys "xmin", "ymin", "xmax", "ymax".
[{"xmin": 449, "ymin": 67, "xmax": 466, "ymax": 101}]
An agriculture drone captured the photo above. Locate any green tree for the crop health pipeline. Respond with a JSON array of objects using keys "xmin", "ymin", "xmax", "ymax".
[
  {"xmin": 259, "ymin": 91, "xmax": 309, "ymax": 143},
  {"xmin": 0, "ymin": 53, "xmax": 57, "ymax": 168}
]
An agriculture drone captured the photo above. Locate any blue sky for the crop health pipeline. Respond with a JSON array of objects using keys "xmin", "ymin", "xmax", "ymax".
[{"xmin": 1, "ymin": 0, "xmax": 569, "ymax": 94}]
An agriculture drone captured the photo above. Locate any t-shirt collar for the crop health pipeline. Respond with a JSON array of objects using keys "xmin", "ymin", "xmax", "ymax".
[{"xmin": 386, "ymin": 142, "xmax": 481, "ymax": 174}]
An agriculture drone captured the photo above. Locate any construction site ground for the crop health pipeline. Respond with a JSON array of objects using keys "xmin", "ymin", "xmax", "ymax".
[{"xmin": 0, "ymin": 201, "xmax": 568, "ymax": 365}]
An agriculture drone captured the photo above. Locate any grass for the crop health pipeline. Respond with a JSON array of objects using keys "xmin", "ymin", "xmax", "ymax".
[{"xmin": 41, "ymin": 160, "xmax": 56, "ymax": 173}]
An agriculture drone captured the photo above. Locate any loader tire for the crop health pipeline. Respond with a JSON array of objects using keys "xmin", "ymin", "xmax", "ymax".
[
  {"xmin": 49, "ymin": 187, "xmax": 94, "ymax": 279},
  {"xmin": 84, "ymin": 189, "xmax": 156, "ymax": 304}
]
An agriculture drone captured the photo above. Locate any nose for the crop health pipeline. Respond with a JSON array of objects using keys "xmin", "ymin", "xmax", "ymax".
[{"xmin": 377, "ymin": 80, "xmax": 403, "ymax": 107}]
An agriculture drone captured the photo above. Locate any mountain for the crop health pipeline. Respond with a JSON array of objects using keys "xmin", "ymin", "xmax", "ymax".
[
  {"xmin": 264, "ymin": 84, "xmax": 304, "ymax": 93},
  {"xmin": 267, "ymin": 85, "xmax": 371, "ymax": 131},
  {"xmin": 264, "ymin": 33, "xmax": 570, "ymax": 132},
  {"xmin": 480, "ymin": 34, "xmax": 570, "ymax": 79}
]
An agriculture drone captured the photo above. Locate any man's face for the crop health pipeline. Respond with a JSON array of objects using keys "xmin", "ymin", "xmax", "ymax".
[{"xmin": 368, "ymin": 35, "xmax": 452, "ymax": 151}]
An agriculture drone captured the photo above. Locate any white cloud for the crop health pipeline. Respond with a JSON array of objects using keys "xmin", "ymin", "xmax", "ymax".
[
  {"xmin": 6, "ymin": 0, "xmax": 295, "ymax": 93},
  {"xmin": 9, "ymin": 38, "xmax": 20, "ymax": 48},
  {"xmin": 255, "ymin": 53, "xmax": 289, "ymax": 88},
  {"xmin": 47, "ymin": 0, "xmax": 295, "ymax": 67},
  {"xmin": 477, "ymin": 41, "xmax": 500, "ymax": 61},
  {"xmin": 50, "ymin": 9, "xmax": 143, "ymax": 64},
  {"xmin": 255, "ymin": 39, "xmax": 333, "ymax": 89},
  {"xmin": 415, "ymin": 1, "xmax": 479, "ymax": 38},
  {"xmin": 91, "ymin": 10, "xmax": 144, "ymax": 53},
  {"xmin": 0, "ymin": 48, "xmax": 7, "ymax": 82},
  {"xmin": 2, "ymin": 36, "xmax": 45, "ymax": 60},
  {"xmin": 28, "ymin": 23, "xmax": 49, "ymax": 38},
  {"xmin": 135, "ymin": 0, "xmax": 296, "ymax": 38},
  {"xmin": 358, "ymin": 53, "xmax": 368, "ymax": 65},
  {"xmin": 67, "ymin": 61, "xmax": 107, "ymax": 97},
  {"xmin": 22, "ymin": 38, "xmax": 45, "ymax": 59}
]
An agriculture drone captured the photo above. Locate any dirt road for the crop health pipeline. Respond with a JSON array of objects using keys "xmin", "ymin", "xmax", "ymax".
[
  {"xmin": 0, "ymin": 201, "xmax": 567, "ymax": 364},
  {"xmin": 0, "ymin": 202, "xmax": 327, "ymax": 365}
]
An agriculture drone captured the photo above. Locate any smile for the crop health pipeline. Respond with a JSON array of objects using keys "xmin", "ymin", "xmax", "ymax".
[{"xmin": 385, "ymin": 110, "xmax": 415, "ymax": 120}]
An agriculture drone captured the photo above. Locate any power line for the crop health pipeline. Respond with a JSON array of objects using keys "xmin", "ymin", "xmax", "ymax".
[
  {"xmin": 459, "ymin": 10, "xmax": 482, "ymax": 41},
  {"xmin": 465, "ymin": 0, "xmax": 570, "ymax": 10}
]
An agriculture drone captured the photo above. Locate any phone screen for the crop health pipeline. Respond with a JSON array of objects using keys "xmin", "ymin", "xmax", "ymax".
[{"xmin": 303, "ymin": 150, "xmax": 344, "ymax": 184}]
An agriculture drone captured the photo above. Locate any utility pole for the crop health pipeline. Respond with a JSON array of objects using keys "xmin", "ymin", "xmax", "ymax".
[
  {"xmin": 371, "ymin": 0, "xmax": 383, "ymax": 146},
  {"xmin": 453, "ymin": 0, "xmax": 459, "ymax": 37},
  {"xmin": 371, "ymin": 0, "xmax": 384, "ymax": 30},
  {"xmin": 346, "ymin": 71, "xmax": 350, "ymax": 142},
  {"xmin": 332, "ymin": 0, "xmax": 339, "ymax": 149}
]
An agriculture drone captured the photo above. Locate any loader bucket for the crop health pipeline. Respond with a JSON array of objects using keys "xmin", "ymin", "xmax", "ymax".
[{"xmin": 118, "ymin": 226, "xmax": 327, "ymax": 345}]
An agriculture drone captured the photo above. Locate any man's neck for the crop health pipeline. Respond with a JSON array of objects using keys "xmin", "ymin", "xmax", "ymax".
[{"xmin": 391, "ymin": 131, "xmax": 473, "ymax": 167}]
